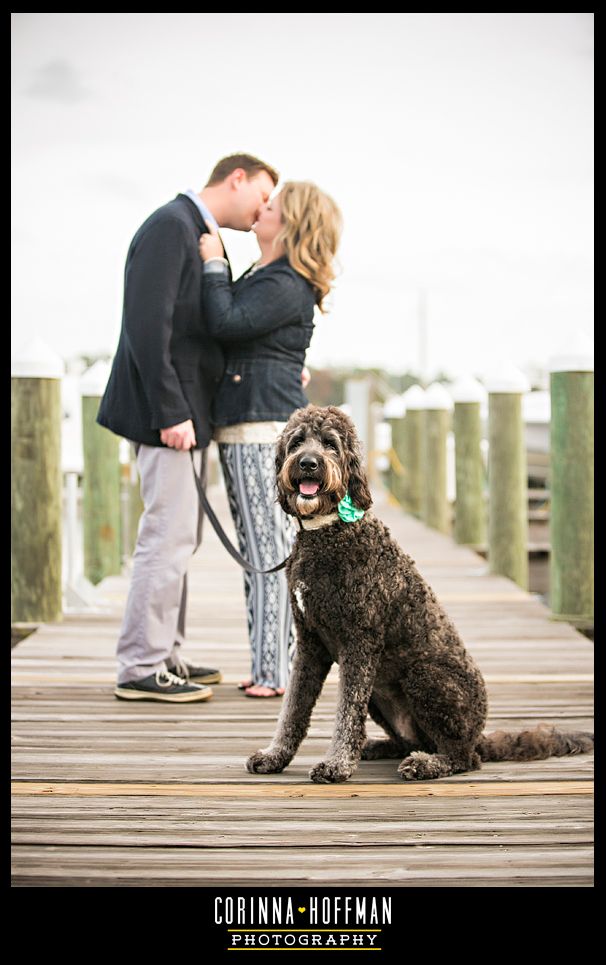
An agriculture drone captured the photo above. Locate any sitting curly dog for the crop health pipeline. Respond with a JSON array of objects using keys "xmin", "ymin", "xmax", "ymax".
[{"xmin": 247, "ymin": 404, "xmax": 594, "ymax": 784}]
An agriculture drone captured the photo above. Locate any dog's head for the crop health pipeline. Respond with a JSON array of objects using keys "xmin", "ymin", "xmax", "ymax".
[{"xmin": 276, "ymin": 405, "xmax": 373, "ymax": 518}]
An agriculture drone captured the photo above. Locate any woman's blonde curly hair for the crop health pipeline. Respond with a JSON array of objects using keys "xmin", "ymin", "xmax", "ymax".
[{"xmin": 274, "ymin": 181, "xmax": 342, "ymax": 313}]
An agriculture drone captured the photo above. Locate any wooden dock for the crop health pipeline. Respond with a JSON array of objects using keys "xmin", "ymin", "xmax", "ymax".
[{"xmin": 11, "ymin": 482, "xmax": 594, "ymax": 887}]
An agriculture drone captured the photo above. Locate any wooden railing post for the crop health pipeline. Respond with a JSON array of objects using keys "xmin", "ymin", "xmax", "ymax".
[
  {"xmin": 11, "ymin": 338, "xmax": 64, "ymax": 623},
  {"xmin": 81, "ymin": 362, "xmax": 122, "ymax": 585},
  {"xmin": 549, "ymin": 337, "xmax": 594, "ymax": 627},
  {"xmin": 452, "ymin": 376, "xmax": 487, "ymax": 546},
  {"xmin": 486, "ymin": 365, "xmax": 530, "ymax": 589},
  {"xmin": 401, "ymin": 385, "xmax": 426, "ymax": 518},
  {"xmin": 421, "ymin": 383, "xmax": 453, "ymax": 534}
]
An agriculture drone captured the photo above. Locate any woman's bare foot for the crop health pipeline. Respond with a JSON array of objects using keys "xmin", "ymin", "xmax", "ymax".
[{"xmin": 244, "ymin": 684, "xmax": 285, "ymax": 698}]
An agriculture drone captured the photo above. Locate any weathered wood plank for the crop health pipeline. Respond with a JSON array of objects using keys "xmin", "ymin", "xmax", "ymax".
[
  {"xmin": 11, "ymin": 780, "xmax": 594, "ymax": 797},
  {"xmin": 9, "ymin": 761, "xmax": 595, "ymax": 785},
  {"xmin": 12, "ymin": 720, "xmax": 594, "ymax": 744},
  {"xmin": 10, "ymin": 794, "xmax": 593, "ymax": 823},
  {"xmin": 12, "ymin": 830, "xmax": 593, "ymax": 848},
  {"xmin": 12, "ymin": 876, "xmax": 594, "ymax": 888},
  {"xmin": 10, "ymin": 844, "xmax": 594, "ymax": 885}
]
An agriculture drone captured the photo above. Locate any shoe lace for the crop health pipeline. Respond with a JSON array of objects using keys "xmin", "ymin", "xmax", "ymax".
[
  {"xmin": 170, "ymin": 656, "xmax": 190, "ymax": 680},
  {"xmin": 156, "ymin": 669, "xmax": 187, "ymax": 688}
]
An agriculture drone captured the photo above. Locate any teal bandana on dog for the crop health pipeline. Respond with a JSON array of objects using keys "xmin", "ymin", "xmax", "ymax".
[{"xmin": 337, "ymin": 492, "xmax": 365, "ymax": 523}]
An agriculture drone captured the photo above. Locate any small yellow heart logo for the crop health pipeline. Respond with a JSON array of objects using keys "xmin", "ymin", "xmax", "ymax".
[{"xmin": 298, "ymin": 906, "xmax": 306, "ymax": 913}]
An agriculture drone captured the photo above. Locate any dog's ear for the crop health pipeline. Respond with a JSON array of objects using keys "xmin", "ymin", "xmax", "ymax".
[
  {"xmin": 275, "ymin": 428, "xmax": 287, "ymax": 476},
  {"xmin": 346, "ymin": 434, "xmax": 373, "ymax": 511},
  {"xmin": 274, "ymin": 428, "xmax": 293, "ymax": 515}
]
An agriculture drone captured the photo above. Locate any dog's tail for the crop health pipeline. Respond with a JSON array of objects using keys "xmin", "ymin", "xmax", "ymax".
[{"xmin": 476, "ymin": 724, "xmax": 593, "ymax": 762}]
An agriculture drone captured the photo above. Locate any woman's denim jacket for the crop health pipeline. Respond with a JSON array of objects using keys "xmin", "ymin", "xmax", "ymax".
[{"xmin": 202, "ymin": 256, "xmax": 317, "ymax": 427}]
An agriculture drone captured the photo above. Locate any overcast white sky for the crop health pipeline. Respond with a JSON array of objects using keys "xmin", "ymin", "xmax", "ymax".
[{"xmin": 11, "ymin": 13, "xmax": 593, "ymax": 380}]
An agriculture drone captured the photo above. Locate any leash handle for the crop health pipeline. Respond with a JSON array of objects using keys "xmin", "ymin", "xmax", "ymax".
[{"xmin": 189, "ymin": 450, "xmax": 290, "ymax": 574}]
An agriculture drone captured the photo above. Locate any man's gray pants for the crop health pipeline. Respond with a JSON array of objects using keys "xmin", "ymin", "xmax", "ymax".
[{"xmin": 116, "ymin": 445, "xmax": 206, "ymax": 685}]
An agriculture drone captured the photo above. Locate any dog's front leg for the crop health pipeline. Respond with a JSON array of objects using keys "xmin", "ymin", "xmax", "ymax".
[
  {"xmin": 246, "ymin": 630, "xmax": 332, "ymax": 775},
  {"xmin": 309, "ymin": 641, "xmax": 383, "ymax": 784}
]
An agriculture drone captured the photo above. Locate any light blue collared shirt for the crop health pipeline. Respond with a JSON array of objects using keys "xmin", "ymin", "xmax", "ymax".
[
  {"xmin": 183, "ymin": 189, "xmax": 219, "ymax": 231},
  {"xmin": 184, "ymin": 189, "xmax": 229, "ymax": 275}
]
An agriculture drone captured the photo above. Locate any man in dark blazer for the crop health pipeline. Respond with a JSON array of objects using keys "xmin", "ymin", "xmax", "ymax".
[{"xmin": 98, "ymin": 154, "xmax": 279, "ymax": 702}]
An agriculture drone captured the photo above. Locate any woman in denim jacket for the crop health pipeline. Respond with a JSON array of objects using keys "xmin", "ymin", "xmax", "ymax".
[{"xmin": 199, "ymin": 181, "xmax": 342, "ymax": 696}]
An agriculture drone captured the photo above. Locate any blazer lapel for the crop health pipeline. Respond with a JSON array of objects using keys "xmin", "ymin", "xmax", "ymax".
[{"xmin": 177, "ymin": 193, "xmax": 232, "ymax": 278}]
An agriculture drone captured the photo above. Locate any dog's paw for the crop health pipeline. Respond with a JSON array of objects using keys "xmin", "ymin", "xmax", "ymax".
[
  {"xmin": 397, "ymin": 751, "xmax": 445, "ymax": 781},
  {"xmin": 361, "ymin": 738, "xmax": 401, "ymax": 760},
  {"xmin": 309, "ymin": 760, "xmax": 352, "ymax": 784},
  {"xmin": 361, "ymin": 739, "xmax": 383, "ymax": 761},
  {"xmin": 246, "ymin": 750, "xmax": 288, "ymax": 774}
]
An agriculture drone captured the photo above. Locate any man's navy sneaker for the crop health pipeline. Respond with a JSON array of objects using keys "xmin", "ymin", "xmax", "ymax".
[{"xmin": 114, "ymin": 669, "xmax": 213, "ymax": 702}]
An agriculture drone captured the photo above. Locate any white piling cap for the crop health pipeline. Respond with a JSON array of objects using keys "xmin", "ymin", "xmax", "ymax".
[
  {"xmin": 383, "ymin": 394, "xmax": 406, "ymax": 418},
  {"xmin": 80, "ymin": 360, "xmax": 112, "ymax": 396},
  {"xmin": 549, "ymin": 333, "xmax": 594, "ymax": 373},
  {"xmin": 423, "ymin": 382, "xmax": 453, "ymax": 411},
  {"xmin": 374, "ymin": 421, "xmax": 392, "ymax": 452},
  {"xmin": 451, "ymin": 375, "xmax": 487, "ymax": 404},
  {"xmin": 402, "ymin": 385, "xmax": 426, "ymax": 410},
  {"xmin": 11, "ymin": 336, "xmax": 65, "ymax": 379},
  {"xmin": 483, "ymin": 363, "xmax": 530, "ymax": 394}
]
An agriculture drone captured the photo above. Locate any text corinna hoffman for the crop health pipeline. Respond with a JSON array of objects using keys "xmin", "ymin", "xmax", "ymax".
[{"xmin": 214, "ymin": 895, "xmax": 391, "ymax": 926}]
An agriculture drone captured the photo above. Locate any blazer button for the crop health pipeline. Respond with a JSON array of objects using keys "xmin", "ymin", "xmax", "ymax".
[{"xmin": 232, "ymin": 374, "xmax": 242, "ymax": 383}]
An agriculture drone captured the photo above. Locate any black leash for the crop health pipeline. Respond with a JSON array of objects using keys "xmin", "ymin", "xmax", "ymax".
[{"xmin": 189, "ymin": 450, "xmax": 291, "ymax": 574}]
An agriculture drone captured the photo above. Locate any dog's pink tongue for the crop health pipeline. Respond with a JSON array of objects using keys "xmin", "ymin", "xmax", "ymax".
[{"xmin": 299, "ymin": 481, "xmax": 320, "ymax": 496}]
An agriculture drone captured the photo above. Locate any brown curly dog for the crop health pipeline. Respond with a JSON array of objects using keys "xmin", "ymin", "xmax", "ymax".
[{"xmin": 246, "ymin": 404, "xmax": 593, "ymax": 784}]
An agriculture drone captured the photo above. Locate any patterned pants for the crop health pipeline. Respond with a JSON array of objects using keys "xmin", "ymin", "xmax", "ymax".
[{"xmin": 218, "ymin": 443, "xmax": 297, "ymax": 689}]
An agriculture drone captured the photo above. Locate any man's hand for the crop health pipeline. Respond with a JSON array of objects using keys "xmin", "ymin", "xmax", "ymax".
[
  {"xmin": 199, "ymin": 220, "xmax": 224, "ymax": 262},
  {"xmin": 301, "ymin": 366, "xmax": 311, "ymax": 389},
  {"xmin": 160, "ymin": 419, "xmax": 197, "ymax": 450}
]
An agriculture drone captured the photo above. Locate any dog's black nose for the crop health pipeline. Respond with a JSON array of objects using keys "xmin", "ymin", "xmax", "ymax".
[{"xmin": 299, "ymin": 455, "xmax": 319, "ymax": 472}]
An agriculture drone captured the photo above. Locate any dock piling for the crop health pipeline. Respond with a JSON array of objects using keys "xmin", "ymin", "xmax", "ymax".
[
  {"xmin": 549, "ymin": 338, "xmax": 594, "ymax": 627},
  {"xmin": 452, "ymin": 376, "xmax": 487, "ymax": 546},
  {"xmin": 486, "ymin": 365, "xmax": 530, "ymax": 590},
  {"xmin": 81, "ymin": 362, "xmax": 122, "ymax": 585},
  {"xmin": 421, "ymin": 382, "xmax": 452, "ymax": 534},
  {"xmin": 11, "ymin": 339, "xmax": 64, "ymax": 623}
]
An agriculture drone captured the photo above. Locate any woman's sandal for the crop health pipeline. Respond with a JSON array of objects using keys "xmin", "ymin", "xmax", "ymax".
[{"xmin": 243, "ymin": 684, "xmax": 285, "ymax": 698}]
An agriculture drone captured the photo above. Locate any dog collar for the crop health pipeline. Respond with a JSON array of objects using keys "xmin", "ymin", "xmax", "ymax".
[
  {"xmin": 297, "ymin": 494, "xmax": 365, "ymax": 531},
  {"xmin": 298, "ymin": 512, "xmax": 340, "ymax": 531}
]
